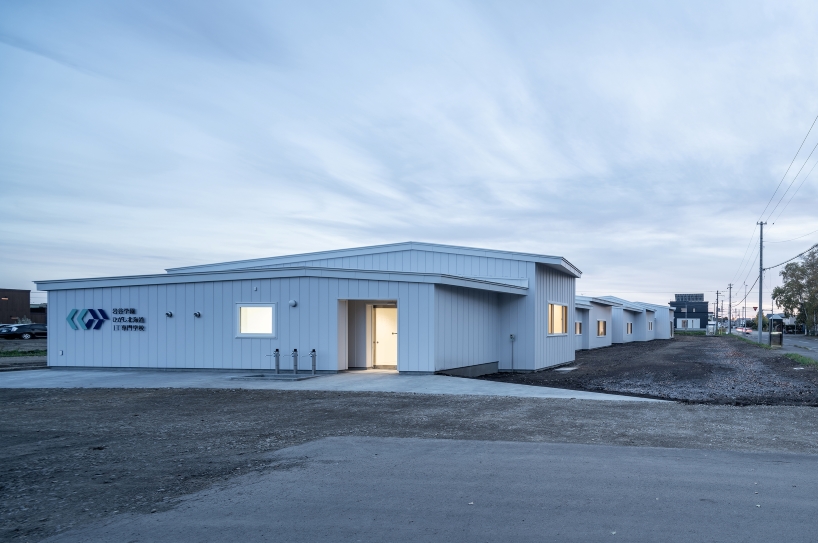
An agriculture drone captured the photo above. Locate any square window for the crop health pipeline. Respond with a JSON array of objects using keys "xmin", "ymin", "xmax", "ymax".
[
  {"xmin": 236, "ymin": 304, "xmax": 276, "ymax": 337},
  {"xmin": 548, "ymin": 304, "xmax": 568, "ymax": 334}
]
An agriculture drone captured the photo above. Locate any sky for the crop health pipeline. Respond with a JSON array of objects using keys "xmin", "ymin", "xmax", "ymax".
[{"xmin": 1, "ymin": 0, "xmax": 817, "ymax": 310}]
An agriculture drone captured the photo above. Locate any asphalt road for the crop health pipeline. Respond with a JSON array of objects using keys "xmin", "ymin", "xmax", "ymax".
[
  {"xmin": 42, "ymin": 437, "xmax": 818, "ymax": 543},
  {"xmin": 731, "ymin": 330, "xmax": 818, "ymax": 361}
]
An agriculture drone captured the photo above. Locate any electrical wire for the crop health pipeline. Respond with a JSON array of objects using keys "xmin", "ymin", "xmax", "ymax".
[
  {"xmin": 763, "ymin": 242, "xmax": 818, "ymax": 271},
  {"xmin": 730, "ymin": 227, "xmax": 757, "ymax": 285},
  {"xmin": 757, "ymin": 112, "xmax": 818, "ymax": 221},
  {"xmin": 766, "ymin": 226, "xmax": 818, "ymax": 244},
  {"xmin": 766, "ymin": 141, "xmax": 818, "ymax": 222},
  {"xmin": 770, "ymin": 158, "xmax": 818, "ymax": 224}
]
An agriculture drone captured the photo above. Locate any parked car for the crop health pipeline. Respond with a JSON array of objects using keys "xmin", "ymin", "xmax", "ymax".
[{"xmin": 0, "ymin": 323, "xmax": 47, "ymax": 340}]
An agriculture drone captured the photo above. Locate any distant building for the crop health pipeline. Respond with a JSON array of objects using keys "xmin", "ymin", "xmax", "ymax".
[
  {"xmin": 30, "ymin": 303, "xmax": 47, "ymax": 324},
  {"xmin": 0, "ymin": 289, "xmax": 32, "ymax": 325},
  {"xmin": 669, "ymin": 293, "xmax": 708, "ymax": 330}
]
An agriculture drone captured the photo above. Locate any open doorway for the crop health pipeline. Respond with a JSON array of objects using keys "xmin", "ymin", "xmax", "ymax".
[
  {"xmin": 343, "ymin": 300, "xmax": 398, "ymax": 371},
  {"xmin": 373, "ymin": 306, "xmax": 398, "ymax": 369}
]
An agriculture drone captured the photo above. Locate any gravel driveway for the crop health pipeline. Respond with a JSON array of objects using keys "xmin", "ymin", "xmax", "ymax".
[{"xmin": 481, "ymin": 335, "xmax": 818, "ymax": 405}]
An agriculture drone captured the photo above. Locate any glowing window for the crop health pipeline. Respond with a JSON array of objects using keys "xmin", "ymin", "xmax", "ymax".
[
  {"xmin": 548, "ymin": 304, "xmax": 568, "ymax": 334},
  {"xmin": 597, "ymin": 320, "xmax": 607, "ymax": 336},
  {"xmin": 237, "ymin": 304, "xmax": 276, "ymax": 337}
]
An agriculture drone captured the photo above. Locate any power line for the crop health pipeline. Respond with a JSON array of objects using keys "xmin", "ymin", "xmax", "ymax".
[
  {"xmin": 766, "ymin": 226, "xmax": 818, "ymax": 244},
  {"xmin": 770, "ymin": 157, "xmax": 818, "ymax": 224},
  {"xmin": 763, "ymin": 242, "xmax": 818, "ymax": 271},
  {"xmin": 730, "ymin": 227, "xmax": 758, "ymax": 285},
  {"xmin": 766, "ymin": 140, "xmax": 818, "ymax": 221},
  {"xmin": 757, "ymin": 112, "xmax": 818, "ymax": 221}
]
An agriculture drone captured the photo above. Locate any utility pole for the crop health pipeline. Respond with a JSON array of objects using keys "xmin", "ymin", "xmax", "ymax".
[
  {"xmin": 757, "ymin": 221, "xmax": 766, "ymax": 344},
  {"xmin": 728, "ymin": 283, "xmax": 732, "ymax": 335},
  {"xmin": 715, "ymin": 290, "xmax": 720, "ymax": 334}
]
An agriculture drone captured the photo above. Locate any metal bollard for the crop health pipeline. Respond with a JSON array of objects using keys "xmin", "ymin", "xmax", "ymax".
[
  {"xmin": 274, "ymin": 348, "xmax": 280, "ymax": 374},
  {"xmin": 292, "ymin": 349, "xmax": 298, "ymax": 375},
  {"xmin": 310, "ymin": 349, "xmax": 316, "ymax": 375}
]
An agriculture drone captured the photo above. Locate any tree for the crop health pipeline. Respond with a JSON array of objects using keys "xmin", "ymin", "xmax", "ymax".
[{"xmin": 772, "ymin": 247, "xmax": 818, "ymax": 335}]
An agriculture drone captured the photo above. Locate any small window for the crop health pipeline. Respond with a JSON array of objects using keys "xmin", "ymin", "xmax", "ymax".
[
  {"xmin": 236, "ymin": 303, "xmax": 276, "ymax": 337},
  {"xmin": 692, "ymin": 308, "xmax": 696, "ymax": 313},
  {"xmin": 626, "ymin": 322, "xmax": 633, "ymax": 334},
  {"xmin": 575, "ymin": 322, "xmax": 582, "ymax": 335},
  {"xmin": 548, "ymin": 304, "xmax": 568, "ymax": 334},
  {"xmin": 597, "ymin": 320, "xmax": 606, "ymax": 336},
  {"xmin": 648, "ymin": 321, "xmax": 653, "ymax": 331}
]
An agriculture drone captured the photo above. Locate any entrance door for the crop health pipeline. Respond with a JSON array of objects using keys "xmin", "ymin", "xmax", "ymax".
[{"xmin": 374, "ymin": 307, "xmax": 398, "ymax": 368}]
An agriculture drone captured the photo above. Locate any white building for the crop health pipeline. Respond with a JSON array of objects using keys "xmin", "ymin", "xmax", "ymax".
[
  {"xmin": 573, "ymin": 296, "xmax": 615, "ymax": 350},
  {"xmin": 598, "ymin": 296, "xmax": 674, "ymax": 343},
  {"xmin": 36, "ymin": 242, "xmax": 581, "ymax": 376}
]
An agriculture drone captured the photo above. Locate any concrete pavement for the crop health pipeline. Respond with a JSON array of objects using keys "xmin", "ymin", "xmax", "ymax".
[
  {"xmin": 42, "ymin": 437, "xmax": 818, "ymax": 543},
  {"xmin": 0, "ymin": 368, "xmax": 659, "ymax": 401}
]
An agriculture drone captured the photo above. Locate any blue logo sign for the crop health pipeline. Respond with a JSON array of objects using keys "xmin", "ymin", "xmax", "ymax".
[{"xmin": 66, "ymin": 309, "xmax": 110, "ymax": 330}]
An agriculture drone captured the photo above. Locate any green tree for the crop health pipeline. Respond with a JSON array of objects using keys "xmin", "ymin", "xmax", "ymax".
[{"xmin": 772, "ymin": 247, "xmax": 818, "ymax": 335}]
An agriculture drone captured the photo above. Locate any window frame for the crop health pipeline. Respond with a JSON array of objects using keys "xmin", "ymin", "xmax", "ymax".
[
  {"xmin": 235, "ymin": 303, "xmax": 277, "ymax": 339},
  {"xmin": 597, "ymin": 320, "xmax": 607, "ymax": 337},
  {"xmin": 626, "ymin": 322, "xmax": 633, "ymax": 335},
  {"xmin": 548, "ymin": 303, "xmax": 569, "ymax": 335},
  {"xmin": 575, "ymin": 321, "xmax": 582, "ymax": 335},
  {"xmin": 648, "ymin": 321, "xmax": 653, "ymax": 331}
]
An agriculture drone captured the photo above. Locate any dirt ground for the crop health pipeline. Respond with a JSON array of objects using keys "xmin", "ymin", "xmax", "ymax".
[
  {"xmin": 3, "ymin": 388, "xmax": 818, "ymax": 542},
  {"xmin": 481, "ymin": 335, "xmax": 818, "ymax": 405}
]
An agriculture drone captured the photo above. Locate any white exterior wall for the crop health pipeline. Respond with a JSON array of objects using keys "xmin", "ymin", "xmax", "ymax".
[
  {"xmin": 587, "ymin": 303, "xmax": 613, "ymax": 349},
  {"xmin": 47, "ymin": 277, "xmax": 436, "ymax": 373},
  {"xmin": 611, "ymin": 307, "xmax": 642, "ymax": 344},
  {"xmin": 433, "ymin": 285, "xmax": 500, "ymax": 371},
  {"xmin": 535, "ymin": 264, "xmax": 575, "ymax": 368},
  {"xmin": 574, "ymin": 308, "xmax": 588, "ymax": 350},
  {"xmin": 654, "ymin": 308, "xmax": 674, "ymax": 339}
]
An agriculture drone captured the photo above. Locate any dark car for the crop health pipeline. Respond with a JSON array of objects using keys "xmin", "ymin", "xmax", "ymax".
[{"xmin": 0, "ymin": 323, "xmax": 47, "ymax": 340}]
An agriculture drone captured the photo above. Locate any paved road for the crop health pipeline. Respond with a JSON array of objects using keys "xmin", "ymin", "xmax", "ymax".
[
  {"xmin": 0, "ymin": 368, "xmax": 659, "ymax": 401},
  {"xmin": 42, "ymin": 437, "xmax": 818, "ymax": 543},
  {"xmin": 731, "ymin": 330, "xmax": 818, "ymax": 361}
]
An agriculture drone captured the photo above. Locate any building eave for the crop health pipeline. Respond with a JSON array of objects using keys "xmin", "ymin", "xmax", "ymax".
[{"xmin": 34, "ymin": 266, "xmax": 529, "ymax": 295}]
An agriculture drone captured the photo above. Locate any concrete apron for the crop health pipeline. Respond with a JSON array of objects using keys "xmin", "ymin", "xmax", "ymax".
[{"xmin": 0, "ymin": 368, "xmax": 660, "ymax": 402}]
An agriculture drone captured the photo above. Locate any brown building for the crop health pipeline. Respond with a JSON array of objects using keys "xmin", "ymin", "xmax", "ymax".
[{"xmin": 0, "ymin": 289, "xmax": 32, "ymax": 325}]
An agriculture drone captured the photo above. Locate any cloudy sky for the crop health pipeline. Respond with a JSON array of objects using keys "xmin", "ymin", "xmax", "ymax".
[{"xmin": 2, "ymin": 0, "xmax": 817, "ymax": 309}]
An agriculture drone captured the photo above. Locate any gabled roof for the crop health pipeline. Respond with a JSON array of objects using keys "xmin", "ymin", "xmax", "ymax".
[
  {"xmin": 598, "ymin": 296, "xmax": 646, "ymax": 313},
  {"xmin": 165, "ymin": 241, "xmax": 582, "ymax": 278},
  {"xmin": 633, "ymin": 301, "xmax": 674, "ymax": 313},
  {"xmin": 575, "ymin": 295, "xmax": 620, "ymax": 310}
]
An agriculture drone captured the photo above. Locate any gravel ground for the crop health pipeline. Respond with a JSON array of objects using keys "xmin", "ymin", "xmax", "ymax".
[
  {"xmin": 2, "ymin": 388, "xmax": 818, "ymax": 542},
  {"xmin": 481, "ymin": 335, "xmax": 818, "ymax": 405}
]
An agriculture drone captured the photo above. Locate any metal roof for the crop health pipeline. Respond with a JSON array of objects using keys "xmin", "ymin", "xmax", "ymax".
[
  {"xmin": 598, "ymin": 296, "xmax": 646, "ymax": 313},
  {"xmin": 164, "ymin": 241, "xmax": 582, "ymax": 278},
  {"xmin": 34, "ymin": 266, "xmax": 529, "ymax": 295},
  {"xmin": 575, "ymin": 295, "xmax": 620, "ymax": 309}
]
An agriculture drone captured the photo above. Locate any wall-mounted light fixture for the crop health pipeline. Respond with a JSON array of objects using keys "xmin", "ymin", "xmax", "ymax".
[
  {"xmin": 165, "ymin": 311, "xmax": 173, "ymax": 317},
  {"xmin": 194, "ymin": 312, "xmax": 201, "ymax": 318},
  {"xmin": 289, "ymin": 300, "xmax": 298, "ymax": 307}
]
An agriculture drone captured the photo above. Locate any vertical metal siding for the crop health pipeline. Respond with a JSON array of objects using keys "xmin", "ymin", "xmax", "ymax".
[
  {"xmin": 433, "ymin": 285, "xmax": 498, "ymax": 371},
  {"xmin": 534, "ymin": 264, "xmax": 575, "ymax": 369}
]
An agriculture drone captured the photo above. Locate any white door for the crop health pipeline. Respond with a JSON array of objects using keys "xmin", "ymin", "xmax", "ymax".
[{"xmin": 374, "ymin": 307, "xmax": 398, "ymax": 367}]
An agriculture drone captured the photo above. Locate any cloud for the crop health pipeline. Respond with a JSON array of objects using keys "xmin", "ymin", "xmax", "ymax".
[{"xmin": 1, "ymin": 0, "xmax": 817, "ymax": 306}]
